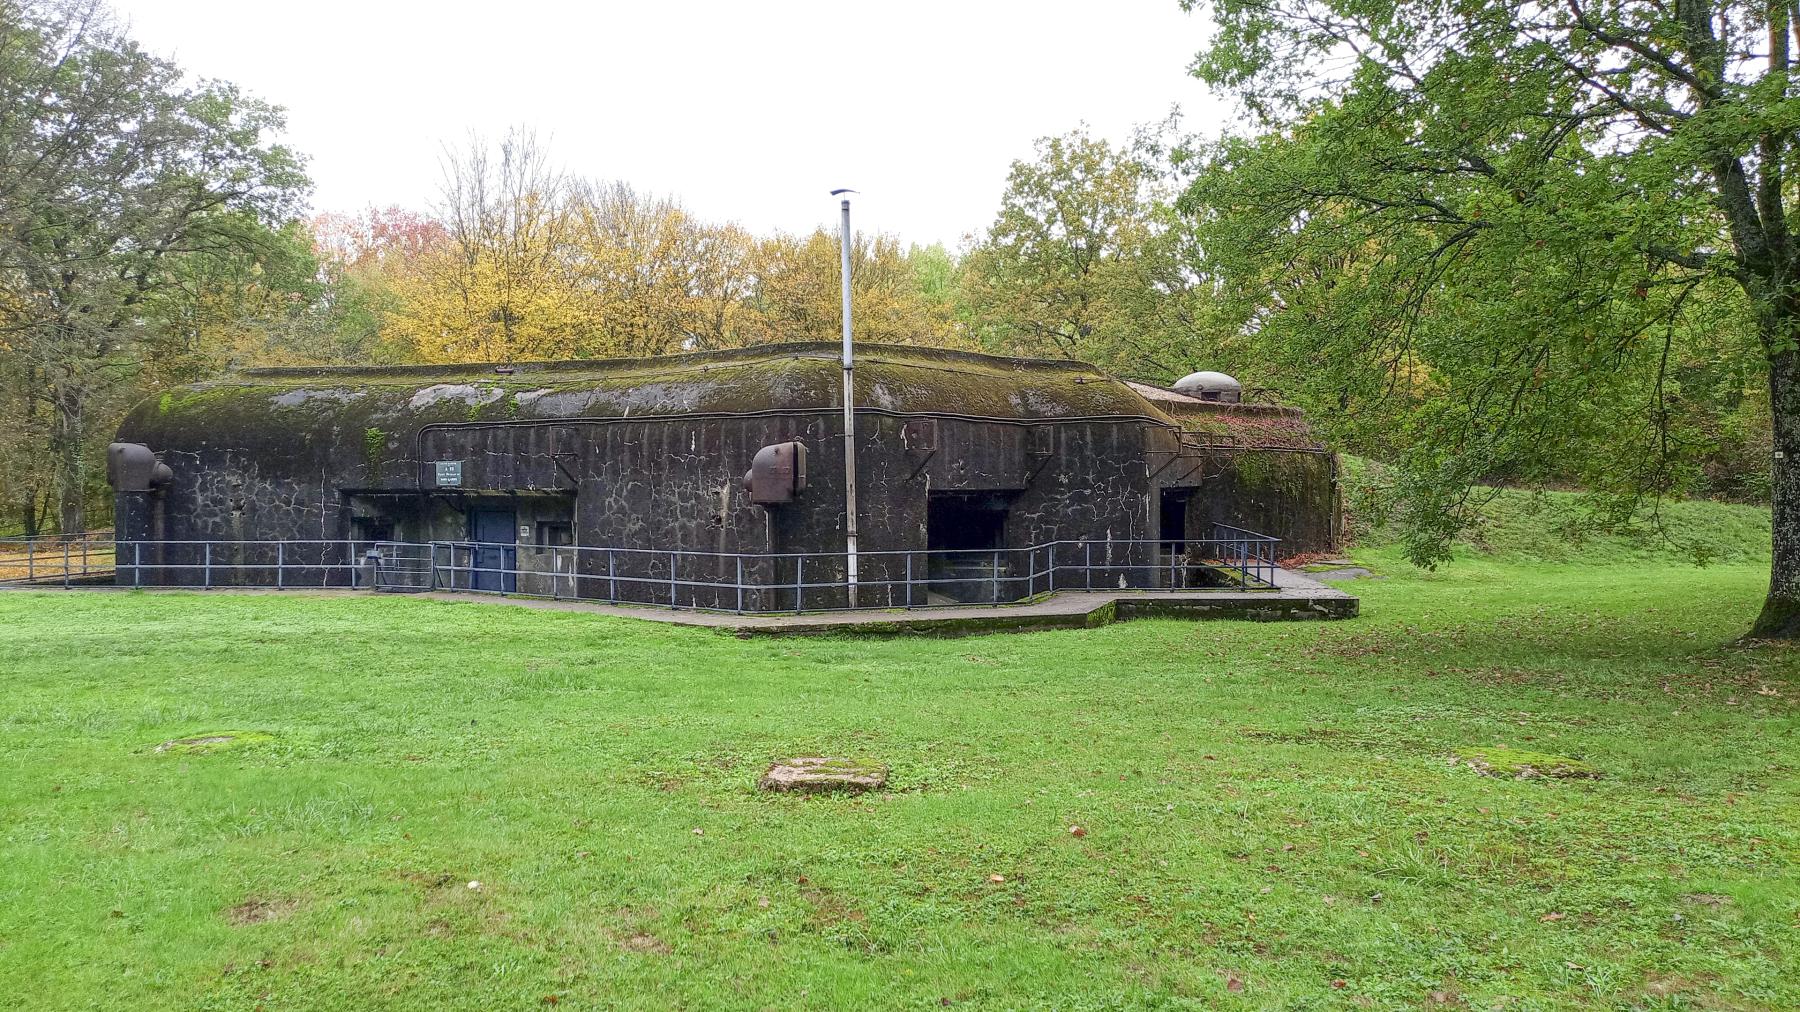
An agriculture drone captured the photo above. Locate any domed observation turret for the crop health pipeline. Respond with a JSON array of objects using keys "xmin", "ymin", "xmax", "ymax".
[{"xmin": 1170, "ymin": 370, "xmax": 1243, "ymax": 403}]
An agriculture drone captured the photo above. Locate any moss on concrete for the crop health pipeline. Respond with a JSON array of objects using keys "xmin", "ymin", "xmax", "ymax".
[
  {"xmin": 363, "ymin": 427, "xmax": 386, "ymax": 467},
  {"xmin": 1458, "ymin": 747, "xmax": 1600, "ymax": 779},
  {"xmin": 757, "ymin": 756, "xmax": 890, "ymax": 793},
  {"xmin": 150, "ymin": 730, "xmax": 277, "ymax": 756},
  {"xmin": 1231, "ymin": 449, "xmax": 1319, "ymax": 498},
  {"xmin": 123, "ymin": 343, "xmax": 1173, "ymax": 444},
  {"xmin": 800, "ymin": 757, "xmax": 886, "ymax": 777}
]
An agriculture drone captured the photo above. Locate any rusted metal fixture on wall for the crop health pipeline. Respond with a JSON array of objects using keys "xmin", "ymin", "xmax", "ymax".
[{"xmin": 743, "ymin": 441, "xmax": 809, "ymax": 505}]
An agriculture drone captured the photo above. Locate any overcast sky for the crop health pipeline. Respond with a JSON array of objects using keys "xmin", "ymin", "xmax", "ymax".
[{"xmin": 110, "ymin": 0, "xmax": 1224, "ymax": 248}]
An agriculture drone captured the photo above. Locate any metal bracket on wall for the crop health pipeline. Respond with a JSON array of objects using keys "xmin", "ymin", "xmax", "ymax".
[
  {"xmin": 1023, "ymin": 426, "xmax": 1057, "ymax": 482},
  {"xmin": 552, "ymin": 453, "xmax": 579, "ymax": 488},
  {"xmin": 1150, "ymin": 431, "xmax": 1222, "ymax": 480},
  {"xmin": 1147, "ymin": 448, "xmax": 1188, "ymax": 480},
  {"xmin": 1168, "ymin": 460, "xmax": 1207, "ymax": 485},
  {"xmin": 902, "ymin": 418, "xmax": 940, "ymax": 481},
  {"xmin": 905, "ymin": 449, "xmax": 939, "ymax": 483}
]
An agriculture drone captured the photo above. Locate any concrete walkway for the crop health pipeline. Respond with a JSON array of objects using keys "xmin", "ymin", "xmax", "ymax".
[
  {"xmin": 5, "ymin": 568, "xmax": 1358, "ymax": 638},
  {"xmin": 412, "ymin": 567, "xmax": 1358, "ymax": 637}
]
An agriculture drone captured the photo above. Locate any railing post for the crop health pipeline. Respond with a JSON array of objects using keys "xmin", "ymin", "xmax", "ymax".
[
  {"xmin": 608, "ymin": 549, "xmax": 617, "ymax": 602},
  {"xmin": 1027, "ymin": 546, "xmax": 1034, "ymax": 598},
  {"xmin": 80, "ymin": 537, "xmax": 88, "ymax": 578},
  {"xmin": 669, "ymin": 551, "xmax": 677, "ymax": 609},
  {"xmin": 904, "ymin": 553, "xmax": 913, "ymax": 609},
  {"xmin": 203, "ymin": 542, "xmax": 212, "ymax": 588},
  {"xmin": 26, "ymin": 539, "xmax": 33, "ymax": 582},
  {"xmin": 133, "ymin": 541, "xmax": 142, "ymax": 589},
  {"xmin": 62, "ymin": 539, "xmax": 70, "ymax": 588},
  {"xmin": 735, "ymin": 555, "xmax": 744, "ymax": 613},
  {"xmin": 795, "ymin": 556, "xmax": 804, "ymax": 611},
  {"xmin": 1084, "ymin": 541, "xmax": 1092, "ymax": 591},
  {"xmin": 991, "ymin": 549, "xmax": 1000, "ymax": 605},
  {"xmin": 277, "ymin": 541, "xmax": 284, "ymax": 589}
]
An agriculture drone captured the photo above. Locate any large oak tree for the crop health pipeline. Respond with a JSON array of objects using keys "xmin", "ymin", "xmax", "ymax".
[
  {"xmin": 1184, "ymin": 0, "xmax": 1800, "ymax": 635},
  {"xmin": 0, "ymin": 0, "xmax": 307, "ymax": 533}
]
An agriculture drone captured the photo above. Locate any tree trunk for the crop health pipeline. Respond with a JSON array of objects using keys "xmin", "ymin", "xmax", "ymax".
[
  {"xmin": 51, "ymin": 380, "xmax": 84, "ymax": 537},
  {"xmin": 1752, "ymin": 345, "xmax": 1800, "ymax": 637}
]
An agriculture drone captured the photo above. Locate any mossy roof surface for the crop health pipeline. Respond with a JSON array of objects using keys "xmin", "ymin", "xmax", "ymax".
[
  {"xmin": 121, "ymin": 343, "xmax": 1176, "ymax": 444},
  {"xmin": 1170, "ymin": 403, "xmax": 1325, "ymax": 450}
]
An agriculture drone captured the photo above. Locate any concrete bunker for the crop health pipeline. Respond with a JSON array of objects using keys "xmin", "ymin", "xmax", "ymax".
[{"xmin": 107, "ymin": 342, "xmax": 1340, "ymax": 609}]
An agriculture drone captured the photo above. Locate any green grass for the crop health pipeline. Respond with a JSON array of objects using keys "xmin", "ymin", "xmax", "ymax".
[
  {"xmin": 2, "ymin": 539, "xmax": 1797, "ymax": 1008},
  {"xmin": 1341, "ymin": 458, "xmax": 1777, "ymax": 568}
]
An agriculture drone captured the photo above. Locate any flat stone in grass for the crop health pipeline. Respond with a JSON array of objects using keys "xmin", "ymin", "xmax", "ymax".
[
  {"xmin": 758, "ymin": 757, "xmax": 888, "ymax": 794},
  {"xmin": 1315, "ymin": 566, "xmax": 1376, "ymax": 582},
  {"xmin": 1459, "ymin": 747, "xmax": 1600, "ymax": 780},
  {"xmin": 152, "ymin": 730, "xmax": 275, "ymax": 755}
]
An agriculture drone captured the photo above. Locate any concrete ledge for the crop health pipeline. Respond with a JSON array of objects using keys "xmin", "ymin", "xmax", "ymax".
[
  {"xmin": 4, "ymin": 569, "xmax": 1359, "ymax": 638},
  {"xmin": 409, "ymin": 567, "xmax": 1358, "ymax": 638},
  {"xmin": 722, "ymin": 589, "xmax": 1358, "ymax": 638}
]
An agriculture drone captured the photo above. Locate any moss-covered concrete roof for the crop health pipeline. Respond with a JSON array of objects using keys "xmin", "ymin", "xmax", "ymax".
[{"xmin": 120, "ymin": 342, "xmax": 1178, "ymax": 448}]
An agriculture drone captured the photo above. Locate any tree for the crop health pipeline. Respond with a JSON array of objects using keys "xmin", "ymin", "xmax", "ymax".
[
  {"xmin": 678, "ymin": 221, "xmax": 757, "ymax": 352},
  {"xmin": 386, "ymin": 130, "xmax": 594, "ymax": 362},
  {"xmin": 0, "ymin": 0, "xmax": 307, "ymax": 533},
  {"xmin": 304, "ymin": 207, "xmax": 445, "ymax": 365},
  {"xmin": 963, "ymin": 125, "xmax": 1210, "ymax": 377},
  {"xmin": 149, "ymin": 215, "xmax": 413, "ymax": 372},
  {"xmin": 0, "ymin": 346, "xmax": 56, "ymax": 535},
  {"xmin": 571, "ymin": 182, "xmax": 756, "ymax": 357},
  {"xmin": 741, "ymin": 229, "xmax": 958, "ymax": 347},
  {"xmin": 1184, "ymin": 0, "xmax": 1800, "ymax": 636}
]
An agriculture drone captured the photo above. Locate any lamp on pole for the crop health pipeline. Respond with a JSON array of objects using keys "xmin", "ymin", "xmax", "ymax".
[{"xmin": 831, "ymin": 188, "xmax": 859, "ymax": 608}]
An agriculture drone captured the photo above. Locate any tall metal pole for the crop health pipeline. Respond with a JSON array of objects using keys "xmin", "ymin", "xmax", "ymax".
[{"xmin": 837, "ymin": 194, "xmax": 860, "ymax": 608}]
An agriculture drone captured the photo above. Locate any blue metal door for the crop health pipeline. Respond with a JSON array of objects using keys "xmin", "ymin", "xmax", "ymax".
[{"xmin": 470, "ymin": 507, "xmax": 517, "ymax": 592}]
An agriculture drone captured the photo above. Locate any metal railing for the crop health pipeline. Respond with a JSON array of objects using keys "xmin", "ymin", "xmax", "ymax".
[
  {"xmin": 1, "ymin": 524, "xmax": 1282, "ymax": 613},
  {"xmin": 0, "ymin": 530, "xmax": 118, "ymax": 586}
]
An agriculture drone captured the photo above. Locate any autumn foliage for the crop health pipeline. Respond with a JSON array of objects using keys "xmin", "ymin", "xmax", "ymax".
[{"xmin": 305, "ymin": 130, "xmax": 970, "ymax": 366}]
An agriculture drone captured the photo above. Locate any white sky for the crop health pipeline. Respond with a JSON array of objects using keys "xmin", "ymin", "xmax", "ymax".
[{"xmin": 110, "ymin": 0, "xmax": 1224, "ymax": 248}]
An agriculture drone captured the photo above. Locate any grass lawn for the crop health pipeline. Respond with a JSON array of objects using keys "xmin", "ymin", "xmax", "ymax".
[{"xmin": 2, "ymin": 531, "xmax": 1797, "ymax": 1007}]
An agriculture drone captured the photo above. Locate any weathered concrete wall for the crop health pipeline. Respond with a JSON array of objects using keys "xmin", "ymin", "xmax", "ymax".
[
  {"xmin": 114, "ymin": 409, "xmax": 1182, "ymax": 604},
  {"xmin": 1196, "ymin": 449, "xmax": 1339, "ymax": 555},
  {"xmin": 110, "ymin": 343, "xmax": 1341, "ymax": 604}
]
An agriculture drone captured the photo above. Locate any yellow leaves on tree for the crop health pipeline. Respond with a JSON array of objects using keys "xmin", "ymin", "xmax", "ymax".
[
  {"xmin": 740, "ymin": 230, "xmax": 965, "ymax": 348},
  {"xmin": 383, "ymin": 132, "xmax": 594, "ymax": 363},
  {"xmin": 373, "ymin": 130, "xmax": 966, "ymax": 364}
]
